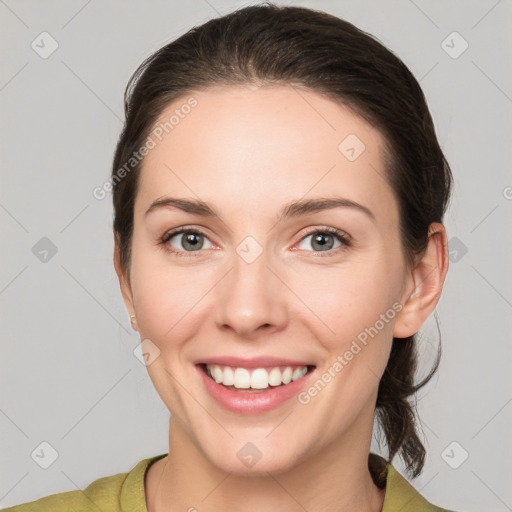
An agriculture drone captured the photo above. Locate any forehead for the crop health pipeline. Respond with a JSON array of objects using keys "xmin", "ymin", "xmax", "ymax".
[{"xmin": 136, "ymin": 85, "xmax": 397, "ymax": 224}]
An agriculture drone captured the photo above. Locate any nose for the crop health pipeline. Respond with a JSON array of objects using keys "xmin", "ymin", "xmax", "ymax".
[{"xmin": 215, "ymin": 248, "xmax": 288, "ymax": 339}]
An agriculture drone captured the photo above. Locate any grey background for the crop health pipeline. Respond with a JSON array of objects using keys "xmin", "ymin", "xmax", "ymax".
[{"xmin": 1, "ymin": 0, "xmax": 511, "ymax": 510}]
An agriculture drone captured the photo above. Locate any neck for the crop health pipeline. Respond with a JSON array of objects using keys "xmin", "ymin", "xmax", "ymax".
[{"xmin": 146, "ymin": 418, "xmax": 386, "ymax": 512}]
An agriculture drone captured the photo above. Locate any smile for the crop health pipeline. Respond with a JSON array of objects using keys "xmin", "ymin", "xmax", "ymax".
[
  {"xmin": 205, "ymin": 364, "xmax": 311, "ymax": 390},
  {"xmin": 196, "ymin": 362, "xmax": 317, "ymax": 414}
]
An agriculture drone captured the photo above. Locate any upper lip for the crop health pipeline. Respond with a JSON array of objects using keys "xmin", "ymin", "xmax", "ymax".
[{"xmin": 196, "ymin": 356, "xmax": 314, "ymax": 369}]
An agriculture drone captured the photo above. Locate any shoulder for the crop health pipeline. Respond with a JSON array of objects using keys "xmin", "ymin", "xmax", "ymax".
[
  {"xmin": 1, "ymin": 473, "xmax": 126, "ymax": 512},
  {"xmin": 1, "ymin": 454, "xmax": 167, "ymax": 512},
  {"xmin": 383, "ymin": 462, "xmax": 460, "ymax": 512}
]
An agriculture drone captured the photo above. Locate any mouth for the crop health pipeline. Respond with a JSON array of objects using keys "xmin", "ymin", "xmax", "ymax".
[
  {"xmin": 194, "ymin": 355, "xmax": 318, "ymax": 414},
  {"xmin": 198, "ymin": 363, "xmax": 316, "ymax": 393}
]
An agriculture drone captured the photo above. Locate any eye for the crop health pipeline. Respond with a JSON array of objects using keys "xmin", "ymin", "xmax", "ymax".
[
  {"xmin": 160, "ymin": 228, "xmax": 214, "ymax": 256},
  {"xmin": 296, "ymin": 228, "xmax": 351, "ymax": 254},
  {"xmin": 159, "ymin": 226, "xmax": 351, "ymax": 258}
]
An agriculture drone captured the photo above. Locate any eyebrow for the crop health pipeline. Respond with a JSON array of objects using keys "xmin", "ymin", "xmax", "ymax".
[
  {"xmin": 144, "ymin": 196, "xmax": 375, "ymax": 223},
  {"xmin": 278, "ymin": 197, "xmax": 375, "ymax": 223}
]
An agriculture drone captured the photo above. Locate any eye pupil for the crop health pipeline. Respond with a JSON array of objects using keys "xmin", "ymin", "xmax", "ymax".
[
  {"xmin": 183, "ymin": 232, "xmax": 203, "ymax": 251},
  {"xmin": 312, "ymin": 233, "xmax": 334, "ymax": 251}
]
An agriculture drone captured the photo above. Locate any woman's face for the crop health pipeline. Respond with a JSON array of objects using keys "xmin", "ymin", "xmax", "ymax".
[{"xmin": 119, "ymin": 85, "xmax": 416, "ymax": 474}]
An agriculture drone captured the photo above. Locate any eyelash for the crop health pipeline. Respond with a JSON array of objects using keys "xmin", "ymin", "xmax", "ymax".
[{"xmin": 158, "ymin": 226, "xmax": 352, "ymax": 258}]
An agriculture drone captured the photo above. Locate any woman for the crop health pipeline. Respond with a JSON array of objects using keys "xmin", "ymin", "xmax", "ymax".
[{"xmin": 5, "ymin": 3, "xmax": 457, "ymax": 511}]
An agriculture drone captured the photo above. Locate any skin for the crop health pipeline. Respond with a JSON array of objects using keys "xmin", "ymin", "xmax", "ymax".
[{"xmin": 114, "ymin": 85, "xmax": 449, "ymax": 512}]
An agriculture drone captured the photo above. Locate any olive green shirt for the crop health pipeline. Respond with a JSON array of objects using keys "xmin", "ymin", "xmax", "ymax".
[{"xmin": 2, "ymin": 453, "xmax": 456, "ymax": 511}]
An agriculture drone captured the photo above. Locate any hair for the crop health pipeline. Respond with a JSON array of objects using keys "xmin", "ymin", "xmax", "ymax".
[{"xmin": 111, "ymin": 2, "xmax": 452, "ymax": 478}]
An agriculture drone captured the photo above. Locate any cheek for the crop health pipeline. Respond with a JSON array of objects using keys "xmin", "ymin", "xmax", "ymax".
[
  {"xmin": 128, "ymin": 250, "xmax": 215, "ymax": 412},
  {"xmin": 129, "ymin": 249, "xmax": 213, "ymax": 344},
  {"xmin": 292, "ymin": 257, "xmax": 404, "ymax": 349}
]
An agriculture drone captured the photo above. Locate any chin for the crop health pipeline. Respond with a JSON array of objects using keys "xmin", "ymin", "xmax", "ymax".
[{"xmin": 201, "ymin": 436, "xmax": 308, "ymax": 476}]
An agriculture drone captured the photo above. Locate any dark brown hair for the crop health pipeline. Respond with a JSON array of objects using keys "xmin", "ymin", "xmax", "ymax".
[{"xmin": 111, "ymin": 3, "xmax": 452, "ymax": 478}]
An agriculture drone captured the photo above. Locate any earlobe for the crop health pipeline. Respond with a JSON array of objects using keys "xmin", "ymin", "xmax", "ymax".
[
  {"xmin": 393, "ymin": 223, "xmax": 449, "ymax": 338},
  {"xmin": 113, "ymin": 237, "xmax": 138, "ymax": 331}
]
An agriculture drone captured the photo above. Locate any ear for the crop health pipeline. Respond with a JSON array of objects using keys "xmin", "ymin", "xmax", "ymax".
[
  {"xmin": 393, "ymin": 223, "xmax": 449, "ymax": 338},
  {"xmin": 113, "ymin": 234, "xmax": 138, "ymax": 332}
]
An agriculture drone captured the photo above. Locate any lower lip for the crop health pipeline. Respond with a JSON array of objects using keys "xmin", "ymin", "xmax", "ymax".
[{"xmin": 197, "ymin": 365, "xmax": 316, "ymax": 415}]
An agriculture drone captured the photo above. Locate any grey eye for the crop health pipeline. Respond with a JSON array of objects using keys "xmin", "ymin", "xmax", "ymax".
[
  {"xmin": 297, "ymin": 232, "xmax": 343, "ymax": 252},
  {"xmin": 169, "ymin": 231, "xmax": 212, "ymax": 252}
]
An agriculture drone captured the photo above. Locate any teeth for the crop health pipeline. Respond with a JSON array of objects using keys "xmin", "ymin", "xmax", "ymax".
[
  {"xmin": 268, "ymin": 367, "xmax": 282, "ymax": 386},
  {"xmin": 212, "ymin": 366, "xmax": 223, "ymax": 383},
  {"xmin": 223, "ymin": 366, "xmax": 235, "ymax": 386},
  {"xmin": 282, "ymin": 367, "xmax": 293, "ymax": 384},
  {"xmin": 291, "ymin": 367, "xmax": 304, "ymax": 381},
  {"xmin": 233, "ymin": 368, "xmax": 251, "ymax": 389},
  {"xmin": 250, "ymin": 368, "xmax": 269, "ymax": 389},
  {"xmin": 205, "ymin": 364, "xmax": 309, "ymax": 390}
]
